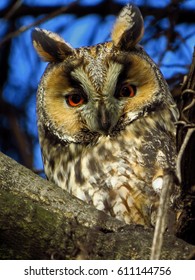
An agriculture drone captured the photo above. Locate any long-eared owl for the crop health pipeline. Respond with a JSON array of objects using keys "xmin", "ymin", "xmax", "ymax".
[{"xmin": 32, "ymin": 4, "xmax": 178, "ymax": 226}]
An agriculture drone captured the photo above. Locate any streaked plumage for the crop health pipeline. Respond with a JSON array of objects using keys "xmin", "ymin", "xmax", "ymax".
[{"xmin": 32, "ymin": 4, "xmax": 178, "ymax": 226}]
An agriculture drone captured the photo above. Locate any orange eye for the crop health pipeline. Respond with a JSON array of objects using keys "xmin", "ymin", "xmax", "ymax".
[
  {"xmin": 117, "ymin": 84, "xmax": 136, "ymax": 98},
  {"xmin": 66, "ymin": 94, "xmax": 85, "ymax": 107}
]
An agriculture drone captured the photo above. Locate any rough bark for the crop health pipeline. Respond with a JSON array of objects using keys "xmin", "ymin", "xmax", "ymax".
[{"xmin": 0, "ymin": 152, "xmax": 194, "ymax": 260}]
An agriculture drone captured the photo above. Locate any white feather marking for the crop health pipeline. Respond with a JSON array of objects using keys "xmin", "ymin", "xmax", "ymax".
[
  {"xmin": 75, "ymin": 188, "xmax": 87, "ymax": 201},
  {"xmin": 152, "ymin": 177, "xmax": 163, "ymax": 193}
]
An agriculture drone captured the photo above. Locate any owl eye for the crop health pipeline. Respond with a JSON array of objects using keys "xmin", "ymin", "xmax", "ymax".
[
  {"xmin": 66, "ymin": 94, "xmax": 85, "ymax": 107},
  {"xmin": 116, "ymin": 84, "xmax": 137, "ymax": 98}
]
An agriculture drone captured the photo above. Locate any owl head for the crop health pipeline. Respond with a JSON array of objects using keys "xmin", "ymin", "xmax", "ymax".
[{"xmin": 32, "ymin": 4, "xmax": 177, "ymax": 145}]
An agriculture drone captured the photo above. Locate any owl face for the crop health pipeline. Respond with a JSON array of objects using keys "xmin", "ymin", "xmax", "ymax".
[
  {"xmin": 39, "ymin": 48, "xmax": 163, "ymax": 142},
  {"xmin": 32, "ymin": 5, "xmax": 176, "ymax": 145}
]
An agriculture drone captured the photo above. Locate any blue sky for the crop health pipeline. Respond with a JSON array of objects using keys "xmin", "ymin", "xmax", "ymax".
[{"xmin": 1, "ymin": 0, "xmax": 195, "ymax": 169}]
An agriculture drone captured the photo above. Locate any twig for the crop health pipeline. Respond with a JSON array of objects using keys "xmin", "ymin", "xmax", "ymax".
[
  {"xmin": 176, "ymin": 127, "xmax": 195, "ymax": 183},
  {"xmin": 150, "ymin": 173, "xmax": 173, "ymax": 260},
  {"xmin": 0, "ymin": 1, "xmax": 78, "ymax": 47},
  {"xmin": 4, "ymin": 0, "xmax": 22, "ymax": 20}
]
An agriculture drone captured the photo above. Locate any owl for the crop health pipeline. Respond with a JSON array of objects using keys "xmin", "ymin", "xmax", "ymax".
[{"xmin": 32, "ymin": 4, "xmax": 178, "ymax": 227}]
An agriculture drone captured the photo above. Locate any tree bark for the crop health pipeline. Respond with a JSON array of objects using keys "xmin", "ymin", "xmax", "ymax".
[{"xmin": 0, "ymin": 152, "xmax": 194, "ymax": 260}]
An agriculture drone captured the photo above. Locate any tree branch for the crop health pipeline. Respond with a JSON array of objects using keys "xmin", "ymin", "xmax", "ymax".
[
  {"xmin": 0, "ymin": 1, "xmax": 78, "ymax": 47},
  {"xmin": 1, "ymin": 3, "xmax": 195, "ymax": 24},
  {"xmin": 150, "ymin": 173, "xmax": 174, "ymax": 260},
  {"xmin": 0, "ymin": 152, "xmax": 194, "ymax": 260},
  {"xmin": 175, "ymin": 48, "xmax": 195, "ymax": 245}
]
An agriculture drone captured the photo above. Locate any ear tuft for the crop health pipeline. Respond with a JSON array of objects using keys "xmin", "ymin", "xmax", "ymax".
[
  {"xmin": 32, "ymin": 28, "xmax": 75, "ymax": 62},
  {"xmin": 112, "ymin": 4, "xmax": 144, "ymax": 51}
]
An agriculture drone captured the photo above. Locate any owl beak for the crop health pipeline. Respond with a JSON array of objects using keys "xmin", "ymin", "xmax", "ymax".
[{"xmin": 97, "ymin": 104, "xmax": 112, "ymax": 135}]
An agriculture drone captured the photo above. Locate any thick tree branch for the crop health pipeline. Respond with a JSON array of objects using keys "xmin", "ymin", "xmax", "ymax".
[{"xmin": 0, "ymin": 152, "xmax": 194, "ymax": 260}]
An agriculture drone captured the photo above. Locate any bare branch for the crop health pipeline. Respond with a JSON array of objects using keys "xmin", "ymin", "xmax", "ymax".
[
  {"xmin": 4, "ymin": 0, "xmax": 22, "ymax": 20},
  {"xmin": 0, "ymin": 1, "xmax": 78, "ymax": 47},
  {"xmin": 150, "ymin": 173, "xmax": 174, "ymax": 260},
  {"xmin": 176, "ymin": 127, "xmax": 195, "ymax": 183}
]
